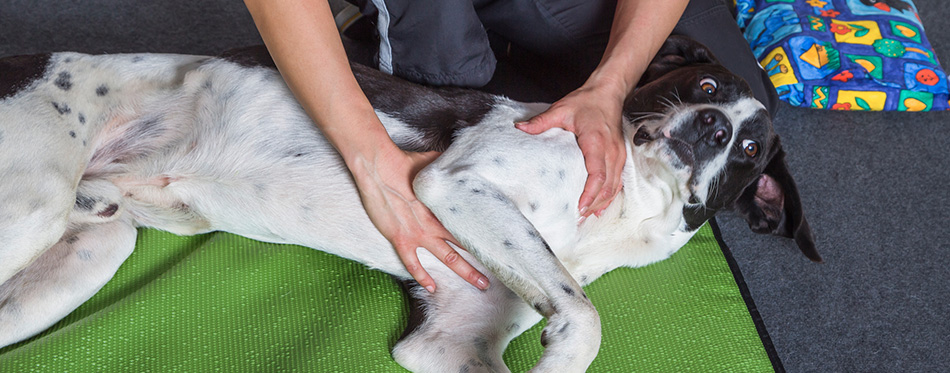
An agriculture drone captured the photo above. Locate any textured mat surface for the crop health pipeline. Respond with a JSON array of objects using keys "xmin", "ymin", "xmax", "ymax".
[{"xmin": 0, "ymin": 225, "xmax": 772, "ymax": 372}]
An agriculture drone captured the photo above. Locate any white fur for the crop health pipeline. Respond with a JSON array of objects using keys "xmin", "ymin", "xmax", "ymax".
[{"xmin": 0, "ymin": 52, "xmax": 753, "ymax": 371}]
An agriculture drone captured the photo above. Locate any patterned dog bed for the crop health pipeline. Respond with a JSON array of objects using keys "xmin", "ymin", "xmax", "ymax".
[{"xmin": 737, "ymin": 0, "xmax": 948, "ymax": 111}]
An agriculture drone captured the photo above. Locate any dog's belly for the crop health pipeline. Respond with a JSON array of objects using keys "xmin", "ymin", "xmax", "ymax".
[{"xmin": 80, "ymin": 56, "xmax": 408, "ymax": 274}]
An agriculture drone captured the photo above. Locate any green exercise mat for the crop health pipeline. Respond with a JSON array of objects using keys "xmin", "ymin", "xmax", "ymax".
[{"xmin": 0, "ymin": 223, "xmax": 775, "ymax": 372}]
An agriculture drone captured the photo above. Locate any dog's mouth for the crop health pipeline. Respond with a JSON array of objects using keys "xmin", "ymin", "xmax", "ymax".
[
  {"xmin": 633, "ymin": 125, "xmax": 695, "ymax": 167},
  {"xmin": 632, "ymin": 120, "xmax": 700, "ymax": 203}
]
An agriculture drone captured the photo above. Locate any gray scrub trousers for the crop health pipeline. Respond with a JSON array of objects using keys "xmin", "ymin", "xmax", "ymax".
[{"xmin": 347, "ymin": 0, "xmax": 779, "ymax": 115}]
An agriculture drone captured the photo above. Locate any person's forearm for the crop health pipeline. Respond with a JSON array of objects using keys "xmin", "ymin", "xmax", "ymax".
[
  {"xmin": 586, "ymin": 0, "xmax": 689, "ymax": 97},
  {"xmin": 243, "ymin": 0, "xmax": 397, "ymax": 166}
]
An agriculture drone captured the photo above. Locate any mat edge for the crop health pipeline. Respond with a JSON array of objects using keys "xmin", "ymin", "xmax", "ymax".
[{"xmin": 709, "ymin": 218, "xmax": 786, "ymax": 373}]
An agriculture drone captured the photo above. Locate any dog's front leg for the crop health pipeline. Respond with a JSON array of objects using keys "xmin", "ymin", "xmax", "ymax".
[{"xmin": 414, "ymin": 171, "xmax": 601, "ymax": 372}]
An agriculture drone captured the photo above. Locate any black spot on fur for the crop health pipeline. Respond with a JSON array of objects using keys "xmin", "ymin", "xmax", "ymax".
[
  {"xmin": 78, "ymin": 113, "xmax": 86, "ymax": 124},
  {"xmin": 132, "ymin": 56, "xmax": 144, "ymax": 63},
  {"xmin": 69, "ymin": 131, "xmax": 76, "ymax": 138},
  {"xmin": 471, "ymin": 338, "xmax": 496, "ymax": 370},
  {"xmin": 65, "ymin": 235, "xmax": 80, "ymax": 244},
  {"xmin": 76, "ymin": 250, "xmax": 93, "ymax": 261},
  {"xmin": 449, "ymin": 206, "xmax": 460, "ymax": 214},
  {"xmin": 75, "ymin": 194, "xmax": 96, "ymax": 210},
  {"xmin": 503, "ymin": 239, "xmax": 514, "ymax": 249},
  {"xmin": 561, "ymin": 283, "xmax": 575, "ymax": 297},
  {"xmin": 492, "ymin": 192, "xmax": 507, "ymax": 203},
  {"xmin": 352, "ymin": 63, "xmax": 495, "ymax": 152},
  {"xmin": 471, "ymin": 188, "xmax": 483, "ymax": 195},
  {"xmin": 96, "ymin": 85, "xmax": 109, "ymax": 96},
  {"xmin": 527, "ymin": 229, "xmax": 541, "ymax": 240},
  {"xmin": 558, "ymin": 169, "xmax": 567, "ymax": 180},
  {"xmin": 529, "ymin": 202, "xmax": 539, "ymax": 211},
  {"xmin": 52, "ymin": 101, "xmax": 71, "ymax": 115},
  {"xmin": 533, "ymin": 302, "xmax": 545, "ymax": 314},
  {"xmin": 54, "ymin": 71, "xmax": 72, "ymax": 90},
  {"xmin": 0, "ymin": 53, "xmax": 51, "ymax": 99}
]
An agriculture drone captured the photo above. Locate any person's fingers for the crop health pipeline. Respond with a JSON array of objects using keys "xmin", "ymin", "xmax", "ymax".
[
  {"xmin": 394, "ymin": 240, "xmax": 437, "ymax": 293},
  {"xmin": 515, "ymin": 110, "xmax": 570, "ymax": 135},
  {"xmin": 416, "ymin": 203, "xmax": 491, "ymax": 290},
  {"xmin": 425, "ymin": 237, "xmax": 490, "ymax": 291},
  {"xmin": 590, "ymin": 143, "xmax": 626, "ymax": 217},
  {"xmin": 577, "ymin": 140, "xmax": 607, "ymax": 218}
]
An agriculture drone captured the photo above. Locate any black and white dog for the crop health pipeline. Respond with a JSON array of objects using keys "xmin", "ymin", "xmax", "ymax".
[{"xmin": 0, "ymin": 36, "xmax": 819, "ymax": 371}]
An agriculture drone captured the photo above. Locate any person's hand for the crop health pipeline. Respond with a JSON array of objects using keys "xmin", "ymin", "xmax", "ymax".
[
  {"xmin": 516, "ymin": 83, "xmax": 626, "ymax": 220},
  {"xmin": 348, "ymin": 146, "xmax": 490, "ymax": 293}
]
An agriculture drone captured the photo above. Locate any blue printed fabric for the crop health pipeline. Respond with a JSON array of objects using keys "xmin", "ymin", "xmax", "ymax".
[{"xmin": 736, "ymin": 0, "xmax": 949, "ymax": 111}]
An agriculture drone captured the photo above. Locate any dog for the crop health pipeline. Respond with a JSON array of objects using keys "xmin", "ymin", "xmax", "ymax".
[{"xmin": 0, "ymin": 36, "xmax": 819, "ymax": 371}]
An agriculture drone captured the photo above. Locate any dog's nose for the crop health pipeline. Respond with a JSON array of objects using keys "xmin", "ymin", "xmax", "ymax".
[{"xmin": 696, "ymin": 109, "xmax": 731, "ymax": 147}]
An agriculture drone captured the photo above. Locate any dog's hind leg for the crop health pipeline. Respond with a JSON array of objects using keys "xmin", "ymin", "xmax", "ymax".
[
  {"xmin": 392, "ymin": 261, "xmax": 543, "ymax": 373},
  {"xmin": 0, "ymin": 215, "xmax": 137, "ymax": 348},
  {"xmin": 414, "ymin": 172, "xmax": 601, "ymax": 373},
  {"xmin": 0, "ymin": 53, "xmax": 110, "ymax": 285}
]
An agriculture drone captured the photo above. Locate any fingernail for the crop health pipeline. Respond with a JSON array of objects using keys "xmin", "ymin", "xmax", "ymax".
[
  {"xmin": 477, "ymin": 277, "xmax": 490, "ymax": 290},
  {"xmin": 425, "ymin": 285, "xmax": 435, "ymax": 293},
  {"xmin": 579, "ymin": 206, "xmax": 589, "ymax": 216},
  {"xmin": 578, "ymin": 215, "xmax": 587, "ymax": 225},
  {"xmin": 595, "ymin": 208, "xmax": 606, "ymax": 217}
]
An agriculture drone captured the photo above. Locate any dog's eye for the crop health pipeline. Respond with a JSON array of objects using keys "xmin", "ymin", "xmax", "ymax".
[
  {"xmin": 699, "ymin": 78, "xmax": 718, "ymax": 95},
  {"xmin": 741, "ymin": 139, "xmax": 759, "ymax": 157}
]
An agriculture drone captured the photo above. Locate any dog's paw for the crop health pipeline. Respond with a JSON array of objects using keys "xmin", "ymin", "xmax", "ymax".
[{"xmin": 530, "ymin": 299, "xmax": 601, "ymax": 373}]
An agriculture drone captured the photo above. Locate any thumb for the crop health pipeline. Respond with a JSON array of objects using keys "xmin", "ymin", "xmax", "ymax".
[{"xmin": 514, "ymin": 113, "xmax": 558, "ymax": 135}]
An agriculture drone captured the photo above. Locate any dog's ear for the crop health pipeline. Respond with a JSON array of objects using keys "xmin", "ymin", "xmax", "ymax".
[
  {"xmin": 638, "ymin": 35, "xmax": 719, "ymax": 86},
  {"xmin": 730, "ymin": 142, "xmax": 822, "ymax": 262}
]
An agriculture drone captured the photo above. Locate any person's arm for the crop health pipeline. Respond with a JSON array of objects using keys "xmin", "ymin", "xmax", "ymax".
[
  {"xmin": 517, "ymin": 0, "xmax": 689, "ymax": 220},
  {"xmin": 243, "ymin": 0, "xmax": 489, "ymax": 293}
]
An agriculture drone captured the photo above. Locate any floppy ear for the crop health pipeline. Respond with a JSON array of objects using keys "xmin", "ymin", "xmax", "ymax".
[
  {"xmin": 638, "ymin": 35, "xmax": 719, "ymax": 86},
  {"xmin": 730, "ymin": 142, "xmax": 822, "ymax": 262}
]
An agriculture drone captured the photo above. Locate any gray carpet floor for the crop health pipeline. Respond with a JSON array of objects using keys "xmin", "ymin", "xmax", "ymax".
[{"xmin": 2, "ymin": 1, "xmax": 947, "ymax": 372}]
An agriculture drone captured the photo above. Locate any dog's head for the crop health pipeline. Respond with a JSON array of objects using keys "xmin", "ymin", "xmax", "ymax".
[{"xmin": 624, "ymin": 36, "xmax": 820, "ymax": 262}]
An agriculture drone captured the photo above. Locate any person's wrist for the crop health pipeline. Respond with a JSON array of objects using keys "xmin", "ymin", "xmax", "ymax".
[
  {"xmin": 582, "ymin": 71, "xmax": 630, "ymax": 104},
  {"xmin": 342, "ymin": 140, "xmax": 405, "ymax": 182}
]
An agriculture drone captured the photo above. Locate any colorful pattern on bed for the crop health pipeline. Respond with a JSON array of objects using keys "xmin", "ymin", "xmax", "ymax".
[{"xmin": 736, "ymin": 0, "xmax": 949, "ymax": 111}]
